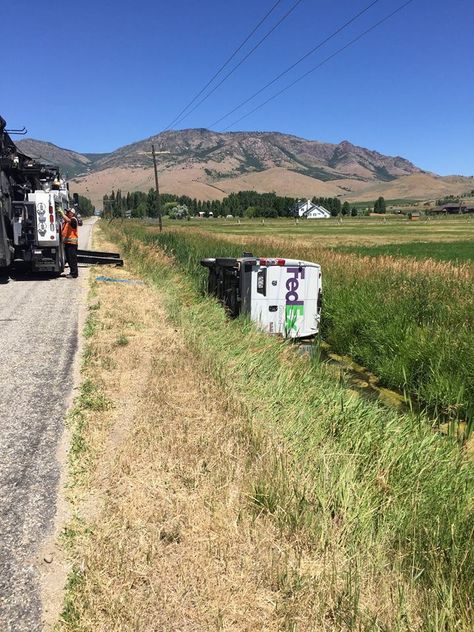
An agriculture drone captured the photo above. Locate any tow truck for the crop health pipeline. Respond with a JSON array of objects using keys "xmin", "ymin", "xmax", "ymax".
[{"xmin": 0, "ymin": 116, "xmax": 122, "ymax": 279}]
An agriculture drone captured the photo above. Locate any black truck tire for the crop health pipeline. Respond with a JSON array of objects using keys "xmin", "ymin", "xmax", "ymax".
[{"xmin": 0, "ymin": 267, "xmax": 9, "ymax": 284}]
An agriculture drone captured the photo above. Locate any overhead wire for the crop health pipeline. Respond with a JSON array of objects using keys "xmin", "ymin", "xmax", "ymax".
[
  {"xmin": 167, "ymin": 0, "xmax": 306, "ymax": 131},
  {"xmin": 222, "ymin": 0, "xmax": 416, "ymax": 131},
  {"xmin": 160, "ymin": 0, "xmax": 285, "ymax": 133},
  {"xmin": 209, "ymin": 0, "xmax": 383, "ymax": 129}
]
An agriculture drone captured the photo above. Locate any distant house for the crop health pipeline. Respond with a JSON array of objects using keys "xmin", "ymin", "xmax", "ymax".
[
  {"xmin": 429, "ymin": 203, "xmax": 474, "ymax": 215},
  {"xmin": 295, "ymin": 199, "xmax": 331, "ymax": 219}
]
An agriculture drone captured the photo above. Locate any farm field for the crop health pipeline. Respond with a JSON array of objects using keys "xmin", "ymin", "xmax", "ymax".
[
  {"xmin": 126, "ymin": 216, "xmax": 474, "ymax": 424},
  {"xmin": 337, "ymin": 239, "xmax": 474, "ymax": 263},
  {"xmin": 80, "ymin": 220, "xmax": 474, "ymax": 630},
  {"xmin": 179, "ymin": 215, "xmax": 474, "ymax": 247}
]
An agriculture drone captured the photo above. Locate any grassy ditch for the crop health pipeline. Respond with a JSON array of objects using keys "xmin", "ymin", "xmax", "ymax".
[
  {"xmin": 101, "ymin": 221, "xmax": 474, "ymax": 630},
  {"xmin": 113, "ymin": 223, "xmax": 474, "ymax": 425}
]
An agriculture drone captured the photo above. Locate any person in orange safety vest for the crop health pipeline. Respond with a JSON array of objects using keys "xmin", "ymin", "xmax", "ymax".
[{"xmin": 59, "ymin": 208, "xmax": 79, "ymax": 278}]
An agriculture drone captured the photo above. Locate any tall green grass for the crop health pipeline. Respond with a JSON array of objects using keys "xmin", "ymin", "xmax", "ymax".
[
  {"xmin": 104, "ymin": 222, "xmax": 474, "ymax": 629},
  {"xmin": 116, "ymin": 223, "xmax": 474, "ymax": 424},
  {"xmin": 336, "ymin": 240, "xmax": 474, "ymax": 263}
]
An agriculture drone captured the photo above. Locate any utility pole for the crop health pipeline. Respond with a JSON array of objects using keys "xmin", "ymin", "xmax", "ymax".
[{"xmin": 151, "ymin": 144, "xmax": 162, "ymax": 232}]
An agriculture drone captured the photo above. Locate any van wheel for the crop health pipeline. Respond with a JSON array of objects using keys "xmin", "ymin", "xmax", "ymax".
[{"xmin": 0, "ymin": 271, "xmax": 9, "ymax": 284}]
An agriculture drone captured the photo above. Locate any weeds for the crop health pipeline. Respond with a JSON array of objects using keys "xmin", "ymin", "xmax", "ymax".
[
  {"xmin": 78, "ymin": 378, "xmax": 112, "ymax": 412},
  {"xmin": 60, "ymin": 565, "xmax": 92, "ymax": 628},
  {"xmin": 101, "ymin": 222, "xmax": 474, "ymax": 628},
  {"xmin": 116, "ymin": 223, "xmax": 473, "ymax": 424},
  {"xmin": 115, "ymin": 334, "xmax": 129, "ymax": 346},
  {"xmin": 83, "ymin": 312, "xmax": 98, "ymax": 339}
]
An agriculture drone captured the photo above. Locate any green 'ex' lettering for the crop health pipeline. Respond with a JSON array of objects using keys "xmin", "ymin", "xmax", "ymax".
[{"xmin": 285, "ymin": 304, "xmax": 304, "ymax": 331}]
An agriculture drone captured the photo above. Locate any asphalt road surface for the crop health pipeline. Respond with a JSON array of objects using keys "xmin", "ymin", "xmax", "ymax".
[{"xmin": 0, "ymin": 220, "xmax": 94, "ymax": 631}]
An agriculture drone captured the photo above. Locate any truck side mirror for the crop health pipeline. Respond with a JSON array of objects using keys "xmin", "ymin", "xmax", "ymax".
[{"xmin": 73, "ymin": 192, "xmax": 79, "ymax": 204}]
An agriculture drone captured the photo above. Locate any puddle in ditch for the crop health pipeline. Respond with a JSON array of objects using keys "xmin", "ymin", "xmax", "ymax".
[
  {"xmin": 297, "ymin": 340, "xmax": 473, "ymax": 456},
  {"xmin": 298, "ymin": 341, "xmax": 407, "ymax": 410}
]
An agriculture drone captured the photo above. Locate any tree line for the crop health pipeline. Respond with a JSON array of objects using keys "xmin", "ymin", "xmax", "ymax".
[
  {"xmin": 102, "ymin": 189, "xmax": 367, "ymax": 218},
  {"xmin": 73, "ymin": 194, "xmax": 94, "ymax": 216}
]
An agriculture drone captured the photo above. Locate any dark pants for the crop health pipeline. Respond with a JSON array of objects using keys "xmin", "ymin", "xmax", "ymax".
[{"xmin": 65, "ymin": 244, "xmax": 78, "ymax": 277}]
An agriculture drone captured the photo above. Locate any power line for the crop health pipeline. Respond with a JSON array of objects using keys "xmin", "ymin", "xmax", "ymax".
[
  {"xmin": 161, "ymin": 0, "xmax": 285, "ymax": 133},
  {"xmin": 168, "ymin": 0, "xmax": 306, "ymax": 131},
  {"xmin": 223, "ymin": 0, "xmax": 415, "ymax": 131},
  {"xmin": 209, "ymin": 0, "xmax": 383, "ymax": 128}
]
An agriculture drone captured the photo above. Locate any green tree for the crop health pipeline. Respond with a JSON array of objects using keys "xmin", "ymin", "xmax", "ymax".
[
  {"xmin": 74, "ymin": 194, "xmax": 94, "ymax": 216},
  {"xmin": 147, "ymin": 188, "xmax": 158, "ymax": 217},
  {"xmin": 105, "ymin": 190, "xmax": 116, "ymax": 218},
  {"xmin": 244, "ymin": 206, "xmax": 258, "ymax": 218},
  {"xmin": 342, "ymin": 201, "xmax": 351, "ymax": 216},
  {"xmin": 374, "ymin": 196, "xmax": 386, "ymax": 214},
  {"xmin": 132, "ymin": 201, "xmax": 147, "ymax": 218}
]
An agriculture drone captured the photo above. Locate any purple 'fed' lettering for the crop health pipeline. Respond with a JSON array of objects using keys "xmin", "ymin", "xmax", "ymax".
[
  {"xmin": 285, "ymin": 267, "xmax": 305, "ymax": 303},
  {"xmin": 285, "ymin": 266, "xmax": 305, "ymax": 333}
]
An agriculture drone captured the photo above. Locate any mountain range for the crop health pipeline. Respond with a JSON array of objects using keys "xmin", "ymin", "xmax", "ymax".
[{"xmin": 17, "ymin": 130, "xmax": 473, "ymax": 206}]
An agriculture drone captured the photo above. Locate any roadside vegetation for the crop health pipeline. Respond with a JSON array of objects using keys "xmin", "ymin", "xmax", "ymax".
[
  {"xmin": 61, "ymin": 222, "xmax": 474, "ymax": 630},
  {"xmin": 112, "ymin": 222, "xmax": 474, "ymax": 425}
]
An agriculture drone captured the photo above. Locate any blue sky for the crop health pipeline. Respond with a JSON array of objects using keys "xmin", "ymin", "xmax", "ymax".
[{"xmin": 2, "ymin": 0, "xmax": 473, "ymax": 175}]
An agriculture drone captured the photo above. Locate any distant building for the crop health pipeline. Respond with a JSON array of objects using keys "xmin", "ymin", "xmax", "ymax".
[
  {"xmin": 295, "ymin": 199, "xmax": 331, "ymax": 219},
  {"xmin": 429, "ymin": 203, "xmax": 474, "ymax": 215}
]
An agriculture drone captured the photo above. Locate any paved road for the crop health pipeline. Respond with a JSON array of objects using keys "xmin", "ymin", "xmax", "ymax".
[{"xmin": 0, "ymin": 221, "xmax": 94, "ymax": 631}]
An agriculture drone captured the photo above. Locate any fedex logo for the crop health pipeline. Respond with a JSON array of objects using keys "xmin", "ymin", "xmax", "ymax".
[{"xmin": 285, "ymin": 266, "xmax": 304, "ymax": 333}]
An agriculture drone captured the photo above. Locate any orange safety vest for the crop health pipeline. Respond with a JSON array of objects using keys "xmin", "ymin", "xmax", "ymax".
[{"xmin": 62, "ymin": 220, "xmax": 78, "ymax": 245}]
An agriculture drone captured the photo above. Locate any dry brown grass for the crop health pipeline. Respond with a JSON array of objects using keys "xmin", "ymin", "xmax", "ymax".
[
  {"xmin": 60, "ymin": 226, "xmax": 436, "ymax": 631},
  {"xmin": 61, "ymin": 237, "xmax": 309, "ymax": 630}
]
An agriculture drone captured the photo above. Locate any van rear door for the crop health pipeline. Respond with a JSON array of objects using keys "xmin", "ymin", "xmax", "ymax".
[
  {"xmin": 250, "ymin": 262, "xmax": 286, "ymax": 335},
  {"xmin": 250, "ymin": 260, "xmax": 321, "ymax": 338}
]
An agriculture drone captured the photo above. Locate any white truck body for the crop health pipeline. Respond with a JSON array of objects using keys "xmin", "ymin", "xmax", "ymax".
[
  {"xmin": 250, "ymin": 258, "xmax": 322, "ymax": 338},
  {"xmin": 201, "ymin": 255, "xmax": 323, "ymax": 340},
  {"xmin": 1, "ymin": 117, "xmax": 70, "ymax": 275}
]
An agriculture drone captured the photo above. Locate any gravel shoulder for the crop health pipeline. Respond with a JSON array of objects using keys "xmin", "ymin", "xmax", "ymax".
[{"xmin": 0, "ymin": 221, "xmax": 94, "ymax": 631}]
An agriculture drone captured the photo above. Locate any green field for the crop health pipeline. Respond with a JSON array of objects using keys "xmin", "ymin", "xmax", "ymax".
[
  {"xmin": 337, "ymin": 240, "xmax": 474, "ymax": 263},
  {"xmin": 103, "ymin": 219, "xmax": 474, "ymax": 629},
  {"xmin": 175, "ymin": 215, "xmax": 474, "ymax": 247},
  {"xmin": 128, "ymin": 215, "xmax": 474, "ymax": 422}
]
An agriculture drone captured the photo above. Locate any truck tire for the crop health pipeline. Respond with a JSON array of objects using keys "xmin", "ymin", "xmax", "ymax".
[
  {"xmin": 49, "ymin": 248, "xmax": 65, "ymax": 277},
  {"xmin": 0, "ymin": 268, "xmax": 9, "ymax": 284}
]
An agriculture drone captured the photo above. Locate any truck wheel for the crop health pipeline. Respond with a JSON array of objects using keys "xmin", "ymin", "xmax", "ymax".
[
  {"xmin": 51, "ymin": 247, "xmax": 65, "ymax": 277},
  {"xmin": 0, "ymin": 267, "xmax": 10, "ymax": 283}
]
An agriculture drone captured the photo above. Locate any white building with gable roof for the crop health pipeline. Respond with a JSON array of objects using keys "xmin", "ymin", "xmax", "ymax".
[{"xmin": 295, "ymin": 199, "xmax": 331, "ymax": 219}]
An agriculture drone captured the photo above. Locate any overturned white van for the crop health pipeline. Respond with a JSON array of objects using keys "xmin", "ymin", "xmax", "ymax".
[{"xmin": 201, "ymin": 255, "xmax": 322, "ymax": 339}]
